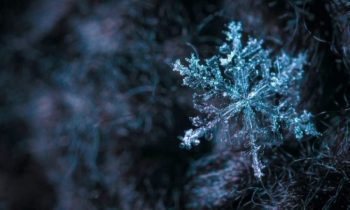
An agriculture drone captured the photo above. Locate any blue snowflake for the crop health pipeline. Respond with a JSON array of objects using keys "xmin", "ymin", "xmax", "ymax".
[{"xmin": 173, "ymin": 21, "xmax": 319, "ymax": 178}]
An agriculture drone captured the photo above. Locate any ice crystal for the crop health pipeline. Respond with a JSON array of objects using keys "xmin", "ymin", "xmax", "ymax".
[{"xmin": 173, "ymin": 21, "xmax": 319, "ymax": 178}]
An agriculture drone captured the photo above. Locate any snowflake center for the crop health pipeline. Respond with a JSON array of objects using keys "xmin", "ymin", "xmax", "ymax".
[{"xmin": 247, "ymin": 91, "xmax": 257, "ymax": 99}]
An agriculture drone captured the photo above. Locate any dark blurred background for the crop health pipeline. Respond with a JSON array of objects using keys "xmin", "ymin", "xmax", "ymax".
[{"xmin": 0, "ymin": 0, "xmax": 349, "ymax": 209}]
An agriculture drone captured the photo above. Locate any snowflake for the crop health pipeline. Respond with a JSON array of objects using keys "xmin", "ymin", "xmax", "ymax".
[{"xmin": 173, "ymin": 21, "xmax": 319, "ymax": 178}]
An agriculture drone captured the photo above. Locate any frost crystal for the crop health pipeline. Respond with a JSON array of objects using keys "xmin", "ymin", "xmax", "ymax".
[{"xmin": 173, "ymin": 22, "xmax": 319, "ymax": 178}]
